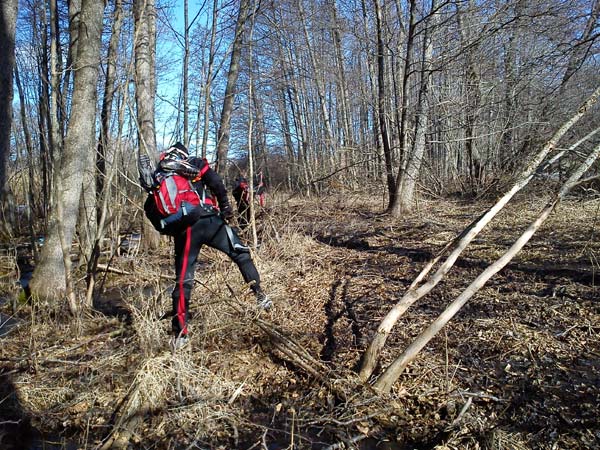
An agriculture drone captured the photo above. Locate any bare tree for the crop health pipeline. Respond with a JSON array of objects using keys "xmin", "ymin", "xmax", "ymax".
[
  {"xmin": 455, "ymin": 0, "xmax": 484, "ymax": 195},
  {"xmin": 134, "ymin": 0, "xmax": 160, "ymax": 250},
  {"xmin": 182, "ymin": 0, "xmax": 190, "ymax": 145},
  {"xmin": 199, "ymin": 0, "xmax": 219, "ymax": 159},
  {"xmin": 392, "ymin": 0, "xmax": 438, "ymax": 213},
  {"xmin": 29, "ymin": 0, "xmax": 106, "ymax": 305},
  {"xmin": 98, "ymin": 0, "xmax": 124, "ymax": 200},
  {"xmin": 215, "ymin": 0, "xmax": 251, "ymax": 174},
  {"xmin": 372, "ymin": 0, "xmax": 396, "ymax": 202},
  {"xmin": 0, "ymin": 0, "xmax": 18, "ymax": 236}
]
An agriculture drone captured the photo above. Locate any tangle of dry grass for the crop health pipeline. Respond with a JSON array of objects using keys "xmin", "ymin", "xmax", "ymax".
[{"xmin": 1, "ymin": 195, "xmax": 599, "ymax": 449}]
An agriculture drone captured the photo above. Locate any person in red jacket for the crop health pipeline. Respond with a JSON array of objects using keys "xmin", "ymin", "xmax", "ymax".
[{"xmin": 144, "ymin": 143, "xmax": 272, "ymax": 350}]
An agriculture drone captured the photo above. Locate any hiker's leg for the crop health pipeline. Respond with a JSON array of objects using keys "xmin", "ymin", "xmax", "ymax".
[
  {"xmin": 203, "ymin": 216, "xmax": 261, "ymax": 293},
  {"xmin": 172, "ymin": 226, "xmax": 202, "ymax": 336}
]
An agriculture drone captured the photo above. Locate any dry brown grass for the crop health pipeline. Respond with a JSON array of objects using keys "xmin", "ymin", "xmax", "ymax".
[{"xmin": 1, "ymin": 193, "xmax": 599, "ymax": 448}]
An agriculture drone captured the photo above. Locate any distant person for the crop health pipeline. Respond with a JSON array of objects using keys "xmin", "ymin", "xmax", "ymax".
[
  {"xmin": 232, "ymin": 175, "xmax": 251, "ymax": 229},
  {"xmin": 232, "ymin": 171, "xmax": 267, "ymax": 230},
  {"xmin": 142, "ymin": 143, "xmax": 273, "ymax": 350}
]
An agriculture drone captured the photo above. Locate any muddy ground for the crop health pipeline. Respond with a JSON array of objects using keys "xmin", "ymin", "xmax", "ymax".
[{"xmin": 0, "ymin": 192, "xmax": 598, "ymax": 449}]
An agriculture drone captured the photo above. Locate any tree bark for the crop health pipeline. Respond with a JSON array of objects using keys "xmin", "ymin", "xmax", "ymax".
[
  {"xmin": 388, "ymin": 0, "xmax": 417, "ymax": 215},
  {"xmin": 392, "ymin": 0, "xmax": 437, "ymax": 214},
  {"xmin": 30, "ymin": 0, "xmax": 106, "ymax": 302},
  {"xmin": 98, "ymin": 0, "xmax": 124, "ymax": 199},
  {"xmin": 75, "ymin": 0, "xmax": 97, "ymax": 269},
  {"xmin": 0, "ymin": 0, "xmax": 18, "ymax": 236},
  {"xmin": 372, "ymin": 0, "xmax": 396, "ymax": 205},
  {"xmin": 14, "ymin": 64, "xmax": 38, "ymax": 241},
  {"xmin": 200, "ymin": 0, "xmax": 218, "ymax": 159},
  {"xmin": 33, "ymin": 4, "xmax": 52, "ymax": 219},
  {"xmin": 134, "ymin": 0, "xmax": 160, "ymax": 250}
]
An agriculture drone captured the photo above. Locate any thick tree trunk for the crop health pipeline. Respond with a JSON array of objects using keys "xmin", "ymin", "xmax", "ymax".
[
  {"xmin": 74, "ymin": 0, "xmax": 97, "ymax": 268},
  {"xmin": 30, "ymin": 0, "xmax": 106, "ymax": 303},
  {"xmin": 389, "ymin": 0, "xmax": 417, "ymax": 216},
  {"xmin": 134, "ymin": 0, "xmax": 160, "ymax": 250},
  {"xmin": 0, "ymin": 0, "xmax": 18, "ymax": 236}
]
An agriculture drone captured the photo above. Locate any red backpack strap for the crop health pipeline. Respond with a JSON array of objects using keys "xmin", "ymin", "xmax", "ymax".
[{"xmin": 192, "ymin": 158, "xmax": 210, "ymax": 182}]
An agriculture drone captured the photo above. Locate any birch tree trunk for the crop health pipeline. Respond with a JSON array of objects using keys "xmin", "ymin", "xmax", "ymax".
[{"xmin": 29, "ymin": 0, "xmax": 106, "ymax": 303}]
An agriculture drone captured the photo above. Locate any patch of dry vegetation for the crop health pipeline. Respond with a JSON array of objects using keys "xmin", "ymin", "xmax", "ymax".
[{"xmin": 1, "ymin": 193, "xmax": 599, "ymax": 449}]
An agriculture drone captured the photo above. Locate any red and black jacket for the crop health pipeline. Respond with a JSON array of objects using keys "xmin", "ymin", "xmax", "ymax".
[{"xmin": 144, "ymin": 157, "xmax": 232, "ymax": 233}]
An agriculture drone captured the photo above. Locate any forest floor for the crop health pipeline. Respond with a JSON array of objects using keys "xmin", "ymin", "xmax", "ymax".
[{"xmin": 0, "ymin": 191, "xmax": 599, "ymax": 450}]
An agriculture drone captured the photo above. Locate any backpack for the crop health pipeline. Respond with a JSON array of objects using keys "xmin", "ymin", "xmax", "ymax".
[{"xmin": 148, "ymin": 169, "xmax": 216, "ymax": 234}]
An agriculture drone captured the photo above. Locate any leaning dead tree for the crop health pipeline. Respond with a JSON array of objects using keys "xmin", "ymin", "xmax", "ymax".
[
  {"xmin": 374, "ymin": 137, "xmax": 600, "ymax": 393},
  {"xmin": 359, "ymin": 85, "xmax": 600, "ymax": 384}
]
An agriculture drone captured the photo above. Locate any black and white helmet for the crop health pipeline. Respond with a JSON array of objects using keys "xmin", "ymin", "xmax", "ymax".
[{"xmin": 161, "ymin": 142, "xmax": 188, "ymax": 161}]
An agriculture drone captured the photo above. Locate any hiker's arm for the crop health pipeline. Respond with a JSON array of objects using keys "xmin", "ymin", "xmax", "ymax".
[
  {"xmin": 188, "ymin": 158, "xmax": 232, "ymax": 213},
  {"xmin": 203, "ymin": 169, "xmax": 233, "ymax": 212}
]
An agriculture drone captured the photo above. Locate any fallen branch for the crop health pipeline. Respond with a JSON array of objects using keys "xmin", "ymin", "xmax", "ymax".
[{"xmin": 96, "ymin": 264, "xmax": 133, "ymax": 276}]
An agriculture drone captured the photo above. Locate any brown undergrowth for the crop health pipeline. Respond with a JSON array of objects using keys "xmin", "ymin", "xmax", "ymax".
[{"xmin": 0, "ymin": 192, "xmax": 599, "ymax": 449}]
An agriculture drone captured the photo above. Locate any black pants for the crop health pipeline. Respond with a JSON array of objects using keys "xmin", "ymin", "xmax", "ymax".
[{"xmin": 171, "ymin": 215, "xmax": 260, "ymax": 336}]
